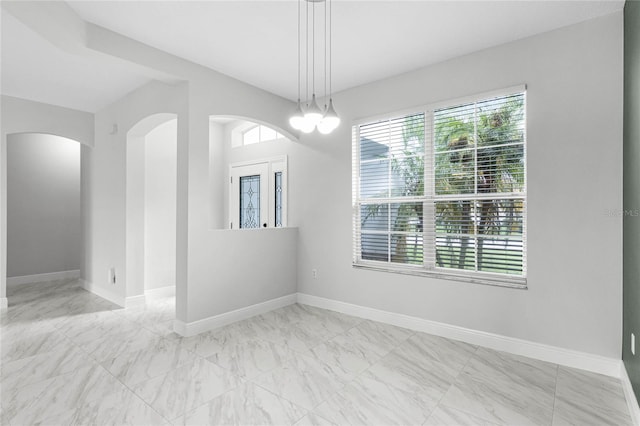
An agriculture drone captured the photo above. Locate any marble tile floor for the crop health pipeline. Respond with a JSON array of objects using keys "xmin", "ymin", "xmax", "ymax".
[{"xmin": 0, "ymin": 279, "xmax": 633, "ymax": 426}]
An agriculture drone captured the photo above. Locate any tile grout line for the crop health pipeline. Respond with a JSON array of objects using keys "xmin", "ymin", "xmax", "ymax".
[
  {"xmin": 3, "ymin": 321, "xmax": 128, "ymax": 423},
  {"xmin": 60, "ymin": 313, "xmax": 174, "ymax": 425},
  {"xmin": 11, "ymin": 289, "xmax": 177, "ymax": 425},
  {"xmin": 299, "ymin": 321, "xmax": 418, "ymax": 420},
  {"xmin": 549, "ymin": 363, "xmax": 561, "ymax": 426},
  {"xmin": 0, "ymin": 336, "xmax": 92, "ymax": 393},
  {"xmin": 251, "ymin": 380, "xmax": 313, "ymax": 425},
  {"xmin": 73, "ymin": 321, "xmax": 181, "ymax": 426},
  {"xmin": 245, "ymin": 310, "xmax": 369, "ymax": 418},
  {"xmin": 107, "ymin": 302, "xmax": 229, "ymax": 424},
  {"xmin": 0, "ymin": 316, "xmax": 102, "ymax": 420},
  {"xmin": 94, "ymin": 363, "xmax": 173, "ymax": 426},
  {"xmin": 426, "ymin": 344, "xmax": 482, "ymax": 425}
]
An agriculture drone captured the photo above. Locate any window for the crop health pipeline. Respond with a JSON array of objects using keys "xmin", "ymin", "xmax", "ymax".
[
  {"xmin": 230, "ymin": 156, "xmax": 287, "ymax": 229},
  {"xmin": 353, "ymin": 88, "xmax": 526, "ymax": 286},
  {"xmin": 242, "ymin": 125, "xmax": 284, "ymax": 146}
]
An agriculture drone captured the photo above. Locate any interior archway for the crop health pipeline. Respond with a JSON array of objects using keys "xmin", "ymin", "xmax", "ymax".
[
  {"xmin": 5, "ymin": 132, "xmax": 83, "ymax": 304},
  {"xmin": 125, "ymin": 113, "xmax": 178, "ymax": 305}
]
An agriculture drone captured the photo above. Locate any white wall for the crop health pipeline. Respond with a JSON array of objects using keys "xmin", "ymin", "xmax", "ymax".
[
  {"xmin": 7, "ymin": 133, "xmax": 81, "ymax": 277},
  {"xmin": 168, "ymin": 117, "xmax": 300, "ymax": 324},
  {"xmin": 90, "ymin": 81, "xmax": 186, "ymax": 305},
  {"xmin": 181, "ymin": 80, "xmax": 297, "ymax": 323},
  {"xmin": 295, "ymin": 13, "xmax": 624, "ymax": 358},
  {"xmin": 209, "ymin": 121, "xmax": 225, "ymax": 229},
  {"xmin": 188, "ymin": 227, "xmax": 298, "ymax": 323},
  {"xmin": 126, "ymin": 133, "xmax": 145, "ymax": 298},
  {"xmin": 1, "ymin": 96, "xmax": 95, "ymax": 146},
  {"xmin": 144, "ymin": 119, "xmax": 177, "ymax": 290},
  {"xmin": 88, "ymin": 72, "xmax": 295, "ymax": 320}
]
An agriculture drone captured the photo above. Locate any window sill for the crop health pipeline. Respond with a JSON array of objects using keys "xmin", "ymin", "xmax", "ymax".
[{"xmin": 352, "ymin": 262, "xmax": 527, "ymax": 289}]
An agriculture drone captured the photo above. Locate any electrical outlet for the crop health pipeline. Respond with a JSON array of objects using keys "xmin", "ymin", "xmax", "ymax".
[
  {"xmin": 632, "ymin": 333, "xmax": 636, "ymax": 356},
  {"xmin": 312, "ymin": 269, "xmax": 318, "ymax": 279}
]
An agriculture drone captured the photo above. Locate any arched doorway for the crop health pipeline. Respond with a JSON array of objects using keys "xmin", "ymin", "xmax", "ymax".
[
  {"xmin": 126, "ymin": 113, "xmax": 178, "ymax": 304},
  {"xmin": 208, "ymin": 115, "xmax": 295, "ymax": 231},
  {"xmin": 5, "ymin": 133, "xmax": 82, "ymax": 301}
]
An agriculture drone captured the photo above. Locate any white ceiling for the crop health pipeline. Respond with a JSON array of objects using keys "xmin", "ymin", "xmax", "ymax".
[
  {"xmin": 2, "ymin": 1, "xmax": 625, "ymax": 112},
  {"xmin": 1, "ymin": 10, "xmax": 150, "ymax": 113}
]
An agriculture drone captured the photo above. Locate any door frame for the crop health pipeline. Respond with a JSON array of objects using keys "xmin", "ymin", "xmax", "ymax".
[{"xmin": 228, "ymin": 155, "xmax": 288, "ymax": 230}]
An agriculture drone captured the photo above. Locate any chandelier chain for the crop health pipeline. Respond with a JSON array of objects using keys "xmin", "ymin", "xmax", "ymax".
[
  {"xmin": 290, "ymin": 0, "xmax": 340, "ymax": 134},
  {"xmin": 312, "ymin": 1, "xmax": 315, "ymax": 95},
  {"xmin": 324, "ymin": 0, "xmax": 327, "ymax": 102},
  {"xmin": 329, "ymin": 0, "xmax": 332, "ymax": 97},
  {"xmin": 305, "ymin": 0, "xmax": 309, "ymax": 103},
  {"xmin": 297, "ymin": 0, "xmax": 301, "ymax": 103}
]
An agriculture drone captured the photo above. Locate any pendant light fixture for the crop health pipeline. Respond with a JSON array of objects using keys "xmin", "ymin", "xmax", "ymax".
[{"xmin": 290, "ymin": 0, "xmax": 340, "ymax": 135}]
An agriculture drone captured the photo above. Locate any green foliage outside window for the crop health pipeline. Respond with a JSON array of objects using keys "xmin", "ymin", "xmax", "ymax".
[{"xmin": 359, "ymin": 93, "xmax": 526, "ymax": 276}]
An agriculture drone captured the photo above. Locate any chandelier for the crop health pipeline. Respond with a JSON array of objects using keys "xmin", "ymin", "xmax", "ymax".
[{"xmin": 289, "ymin": 0, "xmax": 340, "ymax": 135}]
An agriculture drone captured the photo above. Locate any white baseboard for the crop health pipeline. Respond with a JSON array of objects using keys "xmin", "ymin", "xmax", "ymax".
[
  {"xmin": 7, "ymin": 270, "xmax": 80, "ymax": 286},
  {"xmin": 82, "ymin": 283, "xmax": 174, "ymax": 310},
  {"xmin": 145, "ymin": 285, "xmax": 175, "ymax": 298},
  {"xmin": 81, "ymin": 279, "xmax": 125, "ymax": 307},
  {"xmin": 0, "ymin": 297, "xmax": 7, "ymax": 310},
  {"xmin": 173, "ymin": 293, "xmax": 297, "ymax": 337},
  {"xmin": 122, "ymin": 285, "xmax": 175, "ymax": 308},
  {"xmin": 297, "ymin": 293, "xmax": 621, "ymax": 378},
  {"xmin": 125, "ymin": 294, "xmax": 146, "ymax": 308},
  {"xmin": 622, "ymin": 362, "xmax": 640, "ymax": 425}
]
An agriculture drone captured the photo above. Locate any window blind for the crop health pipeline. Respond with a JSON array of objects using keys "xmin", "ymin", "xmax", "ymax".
[
  {"xmin": 434, "ymin": 93, "xmax": 526, "ymax": 277},
  {"xmin": 353, "ymin": 90, "xmax": 526, "ymax": 284},
  {"xmin": 354, "ymin": 113, "xmax": 428, "ymax": 266}
]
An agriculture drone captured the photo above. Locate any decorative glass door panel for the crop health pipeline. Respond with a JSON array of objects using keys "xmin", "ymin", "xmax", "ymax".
[
  {"xmin": 275, "ymin": 171, "xmax": 283, "ymax": 228},
  {"xmin": 230, "ymin": 162, "xmax": 268, "ymax": 229},
  {"xmin": 240, "ymin": 175, "xmax": 260, "ymax": 229}
]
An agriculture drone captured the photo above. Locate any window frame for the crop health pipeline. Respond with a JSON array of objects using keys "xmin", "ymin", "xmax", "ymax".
[
  {"xmin": 352, "ymin": 85, "xmax": 527, "ymax": 288},
  {"xmin": 240, "ymin": 124, "xmax": 285, "ymax": 146}
]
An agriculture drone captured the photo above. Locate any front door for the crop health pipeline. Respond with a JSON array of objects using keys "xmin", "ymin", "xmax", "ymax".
[{"xmin": 230, "ymin": 163, "xmax": 269, "ymax": 229}]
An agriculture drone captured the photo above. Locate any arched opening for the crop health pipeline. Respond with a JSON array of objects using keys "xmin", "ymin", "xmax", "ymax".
[
  {"xmin": 5, "ymin": 133, "xmax": 82, "ymax": 300},
  {"xmin": 209, "ymin": 115, "xmax": 294, "ymax": 230},
  {"xmin": 126, "ymin": 113, "xmax": 178, "ymax": 305}
]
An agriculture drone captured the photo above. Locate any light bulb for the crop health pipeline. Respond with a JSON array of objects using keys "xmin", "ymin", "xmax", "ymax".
[
  {"xmin": 303, "ymin": 94, "xmax": 323, "ymax": 126},
  {"xmin": 318, "ymin": 98, "xmax": 340, "ymax": 134},
  {"xmin": 299, "ymin": 119, "xmax": 315, "ymax": 133},
  {"xmin": 289, "ymin": 101, "xmax": 305, "ymax": 130},
  {"xmin": 317, "ymin": 120, "xmax": 335, "ymax": 134}
]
